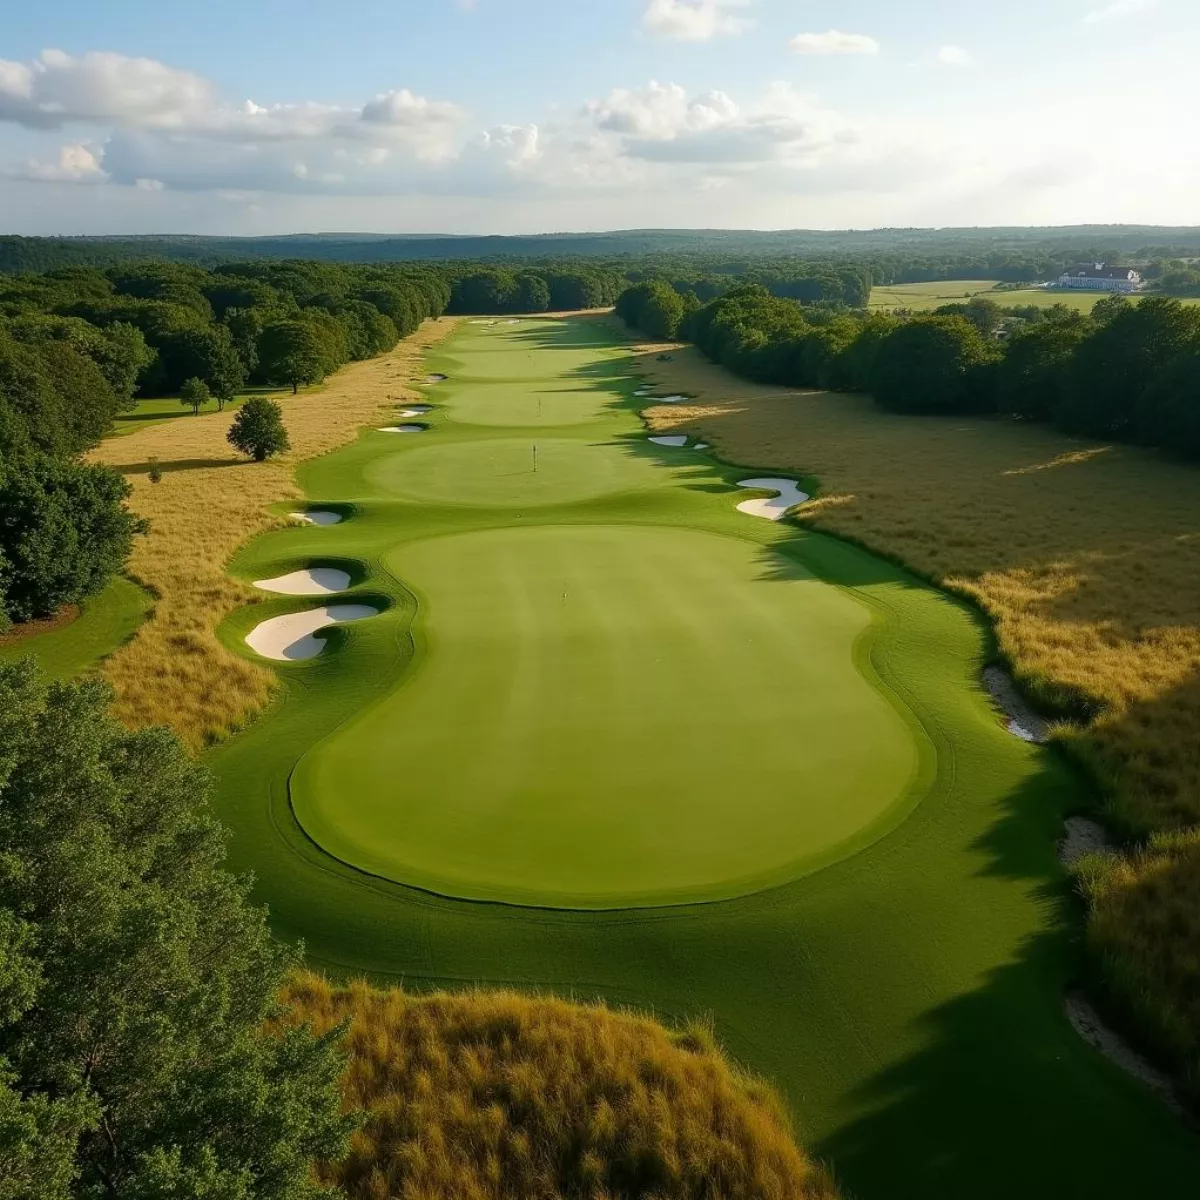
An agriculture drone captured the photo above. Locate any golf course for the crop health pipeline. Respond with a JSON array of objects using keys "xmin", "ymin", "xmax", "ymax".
[{"xmin": 207, "ymin": 315, "xmax": 1200, "ymax": 1198}]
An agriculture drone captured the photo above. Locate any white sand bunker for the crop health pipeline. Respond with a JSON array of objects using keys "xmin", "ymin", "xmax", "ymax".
[
  {"xmin": 379, "ymin": 424, "xmax": 427, "ymax": 433},
  {"xmin": 983, "ymin": 666, "xmax": 1051, "ymax": 743},
  {"xmin": 654, "ymin": 395, "xmax": 688, "ymax": 404},
  {"xmin": 253, "ymin": 567, "xmax": 351, "ymax": 596},
  {"xmin": 289, "ymin": 511, "xmax": 342, "ymax": 526},
  {"xmin": 246, "ymin": 604, "xmax": 378, "ymax": 662},
  {"xmin": 694, "ymin": 442, "xmax": 711, "ymax": 451},
  {"xmin": 425, "ymin": 373, "xmax": 447, "ymax": 383},
  {"xmin": 400, "ymin": 405, "xmax": 433, "ymax": 416},
  {"xmin": 649, "ymin": 435, "xmax": 688, "ymax": 448},
  {"xmin": 735, "ymin": 478, "xmax": 810, "ymax": 521}
]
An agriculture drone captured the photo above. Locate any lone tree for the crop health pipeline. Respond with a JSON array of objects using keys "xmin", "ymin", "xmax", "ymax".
[
  {"xmin": 0, "ymin": 660, "xmax": 353, "ymax": 1198},
  {"xmin": 179, "ymin": 375, "xmax": 210, "ymax": 415},
  {"xmin": 228, "ymin": 396, "xmax": 290, "ymax": 462}
]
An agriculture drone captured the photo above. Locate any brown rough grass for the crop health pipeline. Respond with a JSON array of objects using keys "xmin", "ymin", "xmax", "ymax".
[
  {"xmin": 633, "ymin": 329, "xmax": 1200, "ymax": 1097},
  {"xmin": 88, "ymin": 319, "xmax": 459, "ymax": 747},
  {"xmin": 280, "ymin": 972, "xmax": 841, "ymax": 1200}
]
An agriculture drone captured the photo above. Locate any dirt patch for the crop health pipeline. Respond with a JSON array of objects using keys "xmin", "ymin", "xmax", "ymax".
[{"xmin": 0, "ymin": 604, "xmax": 80, "ymax": 646}]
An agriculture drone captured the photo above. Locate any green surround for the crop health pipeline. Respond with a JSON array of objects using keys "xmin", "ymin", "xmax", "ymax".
[
  {"xmin": 207, "ymin": 317, "xmax": 1200, "ymax": 1200},
  {"xmin": 292, "ymin": 523, "xmax": 919, "ymax": 907}
]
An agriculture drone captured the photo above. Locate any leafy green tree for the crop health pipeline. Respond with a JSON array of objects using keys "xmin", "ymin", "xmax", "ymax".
[
  {"xmin": 514, "ymin": 273, "xmax": 551, "ymax": 313},
  {"xmin": 0, "ymin": 453, "xmax": 143, "ymax": 622},
  {"xmin": 995, "ymin": 316, "xmax": 1089, "ymax": 422},
  {"xmin": 162, "ymin": 326, "xmax": 245, "ymax": 398},
  {"xmin": 1138, "ymin": 350, "xmax": 1200, "ymax": 459},
  {"xmin": 228, "ymin": 397, "xmax": 290, "ymax": 462},
  {"xmin": 1058, "ymin": 297, "xmax": 1200, "ymax": 437},
  {"xmin": 0, "ymin": 660, "xmax": 353, "ymax": 1199},
  {"xmin": 871, "ymin": 316, "xmax": 1001, "ymax": 415},
  {"xmin": 179, "ymin": 376, "xmax": 210, "ymax": 415},
  {"xmin": 257, "ymin": 321, "xmax": 325, "ymax": 393}
]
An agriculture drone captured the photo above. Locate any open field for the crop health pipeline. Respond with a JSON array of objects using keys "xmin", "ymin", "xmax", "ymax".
[
  {"xmin": 869, "ymin": 280, "xmax": 1200, "ymax": 313},
  {"xmin": 81, "ymin": 319, "xmax": 458, "ymax": 746},
  {"xmin": 204, "ymin": 315, "xmax": 1200, "ymax": 1199}
]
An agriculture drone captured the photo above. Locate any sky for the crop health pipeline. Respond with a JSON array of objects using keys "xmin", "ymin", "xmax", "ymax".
[{"xmin": 0, "ymin": 0, "xmax": 1195, "ymax": 236}]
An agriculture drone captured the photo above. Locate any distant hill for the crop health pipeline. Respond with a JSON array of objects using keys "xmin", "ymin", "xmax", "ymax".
[{"xmin": 5, "ymin": 225, "xmax": 1200, "ymax": 274}]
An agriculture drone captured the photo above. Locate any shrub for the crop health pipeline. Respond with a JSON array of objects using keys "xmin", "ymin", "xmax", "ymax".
[{"xmin": 228, "ymin": 396, "xmax": 290, "ymax": 462}]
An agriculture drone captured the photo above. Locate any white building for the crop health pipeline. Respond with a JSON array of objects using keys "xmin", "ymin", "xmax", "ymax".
[{"xmin": 1057, "ymin": 263, "xmax": 1143, "ymax": 293}]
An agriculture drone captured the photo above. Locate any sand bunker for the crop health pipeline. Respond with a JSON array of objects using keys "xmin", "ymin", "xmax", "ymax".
[
  {"xmin": 289, "ymin": 511, "xmax": 342, "ymax": 526},
  {"xmin": 425, "ymin": 373, "xmax": 447, "ymax": 383},
  {"xmin": 400, "ymin": 405, "xmax": 433, "ymax": 417},
  {"xmin": 655, "ymin": 395, "xmax": 687, "ymax": 404},
  {"xmin": 245, "ymin": 604, "xmax": 378, "ymax": 662},
  {"xmin": 1059, "ymin": 816, "xmax": 1114, "ymax": 867},
  {"xmin": 1065, "ymin": 992, "xmax": 1181, "ymax": 1114},
  {"xmin": 983, "ymin": 666, "xmax": 1051, "ymax": 743},
  {"xmin": 649, "ymin": 435, "xmax": 688, "ymax": 448},
  {"xmin": 253, "ymin": 568, "xmax": 351, "ymax": 596},
  {"xmin": 735, "ymin": 478, "xmax": 810, "ymax": 521},
  {"xmin": 379, "ymin": 424, "xmax": 427, "ymax": 433},
  {"xmin": 694, "ymin": 442, "xmax": 711, "ymax": 450}
]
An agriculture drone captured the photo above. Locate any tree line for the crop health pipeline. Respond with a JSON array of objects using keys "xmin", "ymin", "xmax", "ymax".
[
  {"xmin": 0, "ymin": 259, "xmax": 454, "ymax": 633},
  {"xmin": 617, "ymin": 281, "xmax": 1200, "ymax": 461}
]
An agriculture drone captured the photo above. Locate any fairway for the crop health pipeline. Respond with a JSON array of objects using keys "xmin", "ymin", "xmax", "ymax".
[
  {"xmin": 208, "ymin": 316, "xmax": 1200, "ymax": 1200},
  {"xmin": 293, "ymin": 524, "xmax": 917, "ymax": 906}
]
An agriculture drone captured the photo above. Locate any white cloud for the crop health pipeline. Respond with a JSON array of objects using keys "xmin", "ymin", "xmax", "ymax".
[
  {"xmin": 1083, "ymin": 0, "xmax": 1156, "ymax": 23},
  {"xmin": 641, "ymin": 0, "xmax": 752, "ymax": 42},
  {"xmin": 936, "ymin": 45, "xmax": 977, "ymax": 68},
  {"xmin": 4, "ymin": 141, "xmax": 108, "ymax": 183},
  {"xmin": 790, "ymin": 30, "xmax": 880, "ymax": 56},
  {"xmin": 0, "ymin": 49, "xmax": 212, "ymax": 130},
  {"xmin": 134, "ymin": 176, "xmax": 164, "ymax": 191},
  {"xmin": 588, "ymin": 80, "xmax": 858, "ymax": 167}
]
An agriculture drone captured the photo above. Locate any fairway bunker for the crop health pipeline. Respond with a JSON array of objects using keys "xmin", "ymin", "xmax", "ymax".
[
  {"xmin": 695, "ymin": 442, "xmax": 711, "ymax": 450},
  {"xmin": 649, "ymin": 435, "xmax": 688, "ymax": 447},
  {"xmin": 654, "ymin": 395, "xmax": 687, "ymax": 404},
  {"xmin": 400, "ymin": 405, "xmax": 434, "ymax": 417},
  {"xmin": 245, "ymin": 604, "xmax": 378, "ymax": 662},
  {"xmin": 289, "ymin": 511, "xmax": 342, "ymax": 526},
  {"xmin": 379, "ymin": 424, "xmax": 427, "ymax": 433},
  {"xmin": 425, "ymin": 373, "xmax": 448, "ymax": 383},
  {"xmin": 735, "ymin": 478, "xmax": 810, "ymax": 521},
  {"xmin": 253, "ymin": 568, "xmax": 352, "ymax": 596}
]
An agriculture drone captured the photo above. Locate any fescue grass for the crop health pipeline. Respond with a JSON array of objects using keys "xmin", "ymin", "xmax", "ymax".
[
  {"xmin": 640, "ymin": 334, "xmax": 1200, "ymax": 1102},
  {"xmin": 281, "ymin": 972, "xmax": 841, "ymax": 1200},
  {"xmin": 86, "ymin": 319, "xmax": 459, "ymax": 746}
]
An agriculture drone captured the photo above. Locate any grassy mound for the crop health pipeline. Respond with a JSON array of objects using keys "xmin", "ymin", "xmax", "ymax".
[{"xmin": 282, "ymin": 973, "xmax": 840, "ymax": 1200}]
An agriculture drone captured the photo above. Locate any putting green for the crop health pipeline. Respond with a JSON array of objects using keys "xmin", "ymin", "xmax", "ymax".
[
  {"xmin": 210, "ymin": 316, "xmax": 1200, "ymax": 1200},
  {"xmin": 293, "ymin": 524, "xmax": 918, "ymax": 906},
  {"xmin": 365, "ymin": 436, "xmax": 669, "ymax": 508}
]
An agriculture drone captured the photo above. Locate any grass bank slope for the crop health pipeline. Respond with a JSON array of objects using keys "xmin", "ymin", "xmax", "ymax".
[
  {"xmin": 208, "ymin": 316, "xmax": 1200, "ymax": 1199},
  {"xmin": 85, "ymin": 318, "xmax": 457, "ymax": 747},
  {"xmin": 283, "ymin": 973, "xmax": 841, "ymax": 1200}
]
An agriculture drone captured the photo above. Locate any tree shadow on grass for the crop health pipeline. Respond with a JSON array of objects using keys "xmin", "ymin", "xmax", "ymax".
[
  {"xmin": 109, "ymin": 457, "xmax": 245, "ymax": 474},
  {"xmin": 814, "ymin": 764, "xmax": 1200, "ymax": 1200}
]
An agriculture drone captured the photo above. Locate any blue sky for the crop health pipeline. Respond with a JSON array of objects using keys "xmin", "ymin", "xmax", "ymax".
[{"xmin": 0, "ymin": 0, "xmax": 1193, "ymax": 234}]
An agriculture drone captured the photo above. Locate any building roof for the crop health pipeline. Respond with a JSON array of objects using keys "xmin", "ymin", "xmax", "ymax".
[{"xmin": 1063, "ymin": 263, "xmax": 1140, "ymax": 279}]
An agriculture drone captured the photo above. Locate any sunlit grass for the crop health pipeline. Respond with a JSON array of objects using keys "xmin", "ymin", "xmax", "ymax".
[
  {"xmin": 639, "ymin": 331, "xmax": 1200, "ymax": 1095},
  {"xmin": 87, "ymin": 319, "xmax": 459, "ymax": 747},
  {"xmin": 280, "ymin": 972, "xmax": 841, "ymax": 1200}
]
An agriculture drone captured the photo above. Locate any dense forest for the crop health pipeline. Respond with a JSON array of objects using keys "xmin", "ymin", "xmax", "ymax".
[
  {"xmin": 617, "ymin": 280, "xmax": 1200, "ymax": 460},
  {"xmin": 6, "ymin": 225, "xmax": 1200, "ymax": 273}
]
